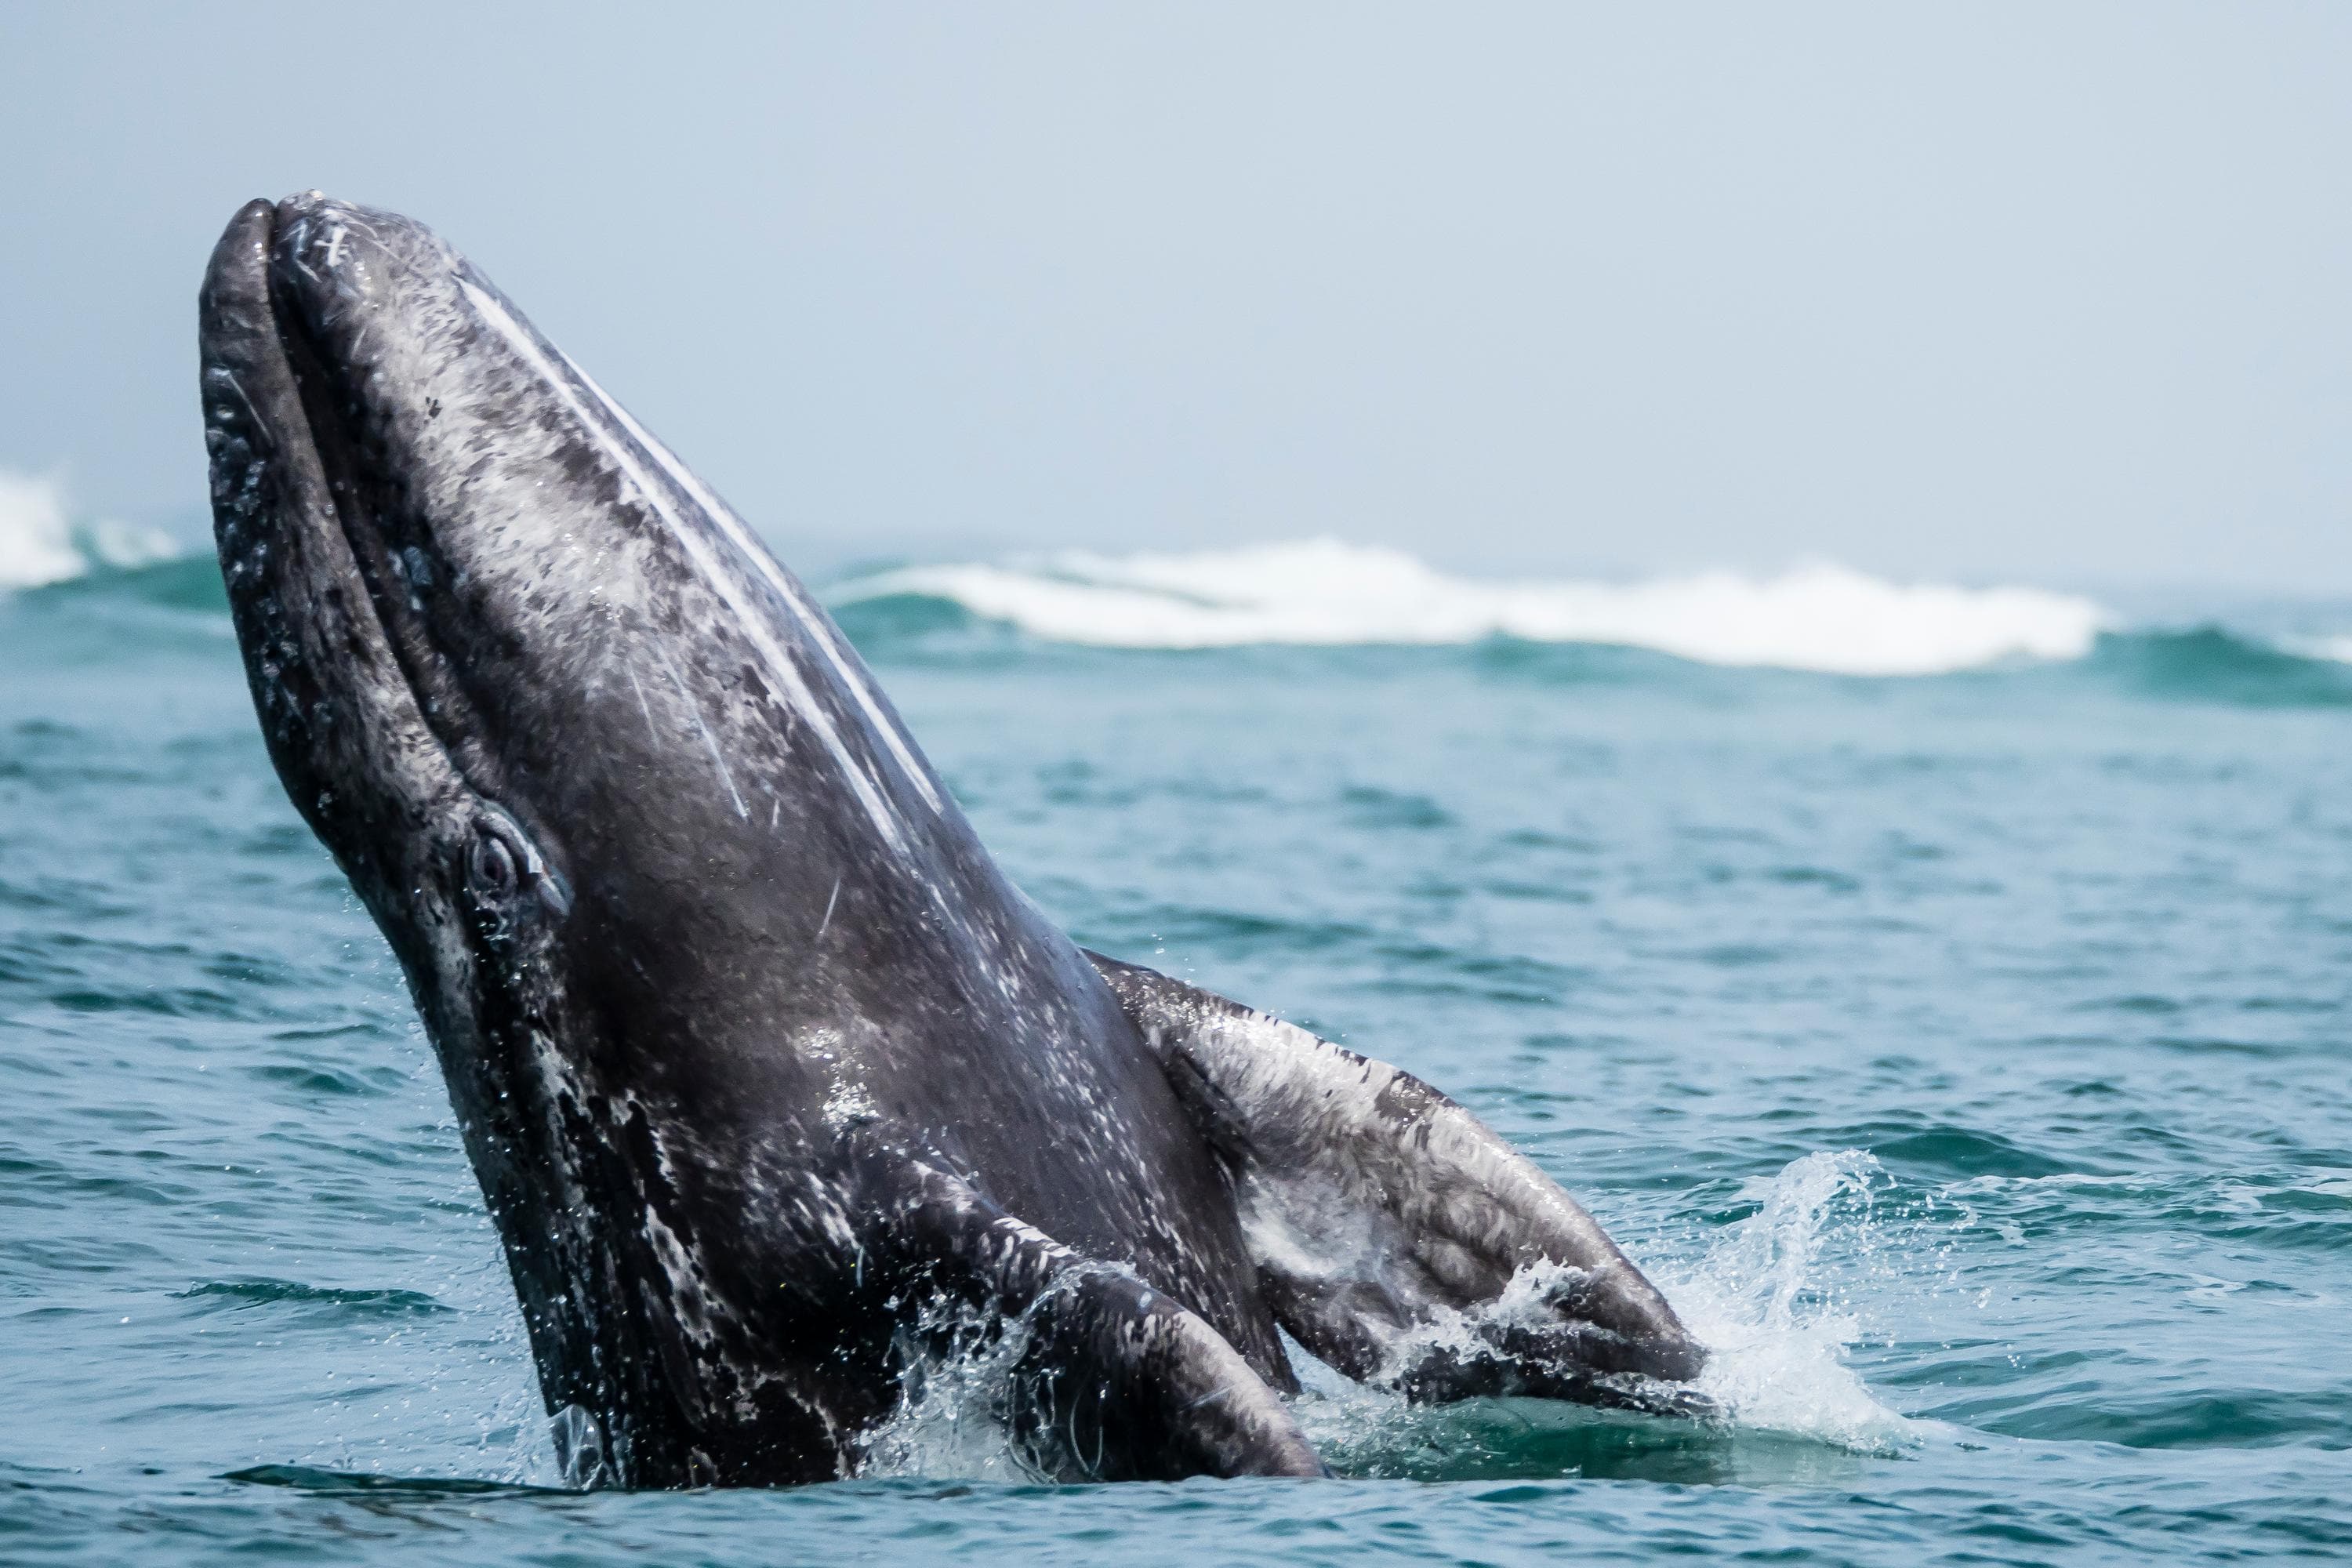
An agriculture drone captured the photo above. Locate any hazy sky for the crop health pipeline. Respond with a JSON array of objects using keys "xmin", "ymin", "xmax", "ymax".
[{"xmin": 2, "ymin": 4, "xmax": 2347, "ymax": 588}]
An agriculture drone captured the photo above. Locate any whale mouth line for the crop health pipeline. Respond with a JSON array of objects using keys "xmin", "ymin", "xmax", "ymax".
[
  {"xmin": 221, "ymin": 194, "xmax": 514, "ymax": 811},
  {"xmin": 277, "ymin": 210, "xmax": 482, "ymax": 759}
]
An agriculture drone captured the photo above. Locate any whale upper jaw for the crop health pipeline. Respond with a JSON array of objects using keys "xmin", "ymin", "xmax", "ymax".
[
  {"xmin": 201, "ymin": 191, "xmax": 598, "ymax": 849},
  {"xmin": 198, "ymin": 194, "xmax": 474, "ymax": 895}
]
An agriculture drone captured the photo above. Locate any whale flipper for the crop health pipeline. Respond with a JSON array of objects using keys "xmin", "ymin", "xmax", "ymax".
[
  {"xmin": 862, "ymin": 1159, "xmax": 1328, "ymax": 1480},
  {"xmin": 1085, "ymin": 953, "xmax": 1709, "ymax": 1411}
]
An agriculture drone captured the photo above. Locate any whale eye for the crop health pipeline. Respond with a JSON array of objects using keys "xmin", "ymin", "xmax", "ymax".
[
  {"xmin": 468, "ymin": 828, "xmax": 519, "ymax": 902},
  {"xmin": 464, "ymin": 808, "xmax": 572, "ymax": 918}
]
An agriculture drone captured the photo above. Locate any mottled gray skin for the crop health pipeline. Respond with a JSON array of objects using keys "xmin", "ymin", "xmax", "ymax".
[{"xmin": 198, "ymin": 192, "xmax": 1701, "ymax": 1489}]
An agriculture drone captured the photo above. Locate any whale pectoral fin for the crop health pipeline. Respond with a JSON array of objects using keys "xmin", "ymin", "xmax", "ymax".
[
  {"xmin": 1086, "ymin": 952, "xmax": 1708, "ymax": 1412},
  {"xmin": 861, "ymin": 1160, "xmax": 1329, "ymax": 1481}
]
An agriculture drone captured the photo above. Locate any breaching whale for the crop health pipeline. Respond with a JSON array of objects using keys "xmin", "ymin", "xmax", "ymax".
[{"xmin": 198, "ymin": 191, "xmax": 1704, "ymax": 1486}]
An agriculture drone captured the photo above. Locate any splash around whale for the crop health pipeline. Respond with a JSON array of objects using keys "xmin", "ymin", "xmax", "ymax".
[{"xmin": 197, "ymin": 191, "xmax": 1704, "ymax": 1486}]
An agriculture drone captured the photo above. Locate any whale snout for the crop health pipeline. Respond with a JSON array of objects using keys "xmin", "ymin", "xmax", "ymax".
[
  {"xmin": 270, "ymin": 191, "xmax": 401, "ymax": 311},
  {"xmin": 261, "ymin": 191, "xmax": 458, "ymax": 389}
]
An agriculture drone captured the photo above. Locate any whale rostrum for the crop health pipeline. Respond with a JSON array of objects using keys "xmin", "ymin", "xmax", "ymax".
[{"xmin": 198, "ymin": 191, "xmax": 1704, "ymax": 1486}]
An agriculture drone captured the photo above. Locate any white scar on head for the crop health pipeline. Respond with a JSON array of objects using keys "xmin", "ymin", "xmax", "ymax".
[
  {"xmin": 456, "ymin": 275, "xmax": 906, "ymax": 852},
  {"xmin": 657, "ymin": 649, "xmax": 750, "ymax": 822},
  {"xmin": 623, "ymin": 666, "xmax": 662, "ymax": 747},
  {"xmin": 555, "ymin": 349, "xmax": 945, "ymax": 818}
]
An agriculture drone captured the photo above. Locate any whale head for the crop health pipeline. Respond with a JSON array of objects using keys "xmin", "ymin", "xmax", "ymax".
[{"xmin": 201, "ymin": 187, "xmax": 942, "ymax": 1087}]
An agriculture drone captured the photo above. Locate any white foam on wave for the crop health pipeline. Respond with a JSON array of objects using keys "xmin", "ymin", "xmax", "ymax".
[
  {"xmin": 0, "ymin": 470, "xmax": 177, "ymax": 589},
  {"xmin": 831, "ymin": 539, "xmax": 2106, "ymax": 675},
  {"xmin": 2285, "ymin": 634, "xmax": 2352, "ymax": 666}
]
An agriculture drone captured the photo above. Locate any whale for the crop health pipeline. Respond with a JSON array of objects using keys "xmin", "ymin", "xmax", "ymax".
[{"xmin": 198, "ymin": 191, "xmax": 1704, "ymax": 1486}]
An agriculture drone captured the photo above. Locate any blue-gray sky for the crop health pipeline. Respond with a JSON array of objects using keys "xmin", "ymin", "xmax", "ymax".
[{"xmin": 2, "ymin": 3, "xmax": 2347, "ymax": 587}]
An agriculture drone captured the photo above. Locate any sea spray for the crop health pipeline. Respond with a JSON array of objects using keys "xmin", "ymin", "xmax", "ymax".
[
  {"xmin": 1658, "ymin": 1152, "xmax": 1921, "ymax": 1454},
  {"xmin": 855, "ymin": 1289, "xmax": 1042, "ymax": 1482},
  {"xmin": 0, "ymin": 470, "xmax": 176, "ymax": 590},
  {"xmin": 855, "ymin": 1282, "xmax": 1127, "ymax": 1484},
  {"xmin": 858, "ymin": 1156, "xmax": 1943, "ymax": 1481}
]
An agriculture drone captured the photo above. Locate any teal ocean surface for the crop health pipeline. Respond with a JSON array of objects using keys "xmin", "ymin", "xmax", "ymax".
[{"xmin": 3, "ymin": 544, "xmax": 2350, "ymax": 1565}]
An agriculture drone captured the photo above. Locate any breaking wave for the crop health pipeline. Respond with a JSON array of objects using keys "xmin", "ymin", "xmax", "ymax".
[
  {"xmin": 830, "ymin": 540, "xmax": 2104, "ymax": 676},
  {"xmin": 0, "ymin": 470, "xmax": 177, "ymax": 589},
  {"xmin": 18, "ymin": 512, "xmax": 2352, "ymax": 706}
]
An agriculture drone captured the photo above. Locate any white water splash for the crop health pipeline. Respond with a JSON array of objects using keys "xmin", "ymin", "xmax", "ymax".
[
  {"xmin": 854, "ymin": 1290, "xmax": 1051, "ymax": 1483},
  {"xmin": 1368, "ymin": 1258, "xmax": 1615, "ymax": 1384},
  {"xmin": 0, "ymin": 470, "xmax": 177, "ymax": 589},
  {"xmin": 831, "ymin": 539, "xmax": 2105, "ymax": 675},
  {"xmin": 1659, "ymin": 1150, "xmax": 1922, "ymax": 1453},
  {"xmin": 864, "ymin": 1156, "xmax": 1929, "ymax": 1480}
]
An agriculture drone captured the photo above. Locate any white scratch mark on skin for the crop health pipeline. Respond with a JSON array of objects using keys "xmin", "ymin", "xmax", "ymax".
[
  {"xmin": 815, "ymin": 877, "xmax": 841, "ymax": 941},
  {"xmin": 456, "ymin": 275, "xmax": 906, "ymax": 852},
  {"xmin": 555, "ymin": 350, "xmax": 946, "ymax": 817},
  {"xmin": 282, "ymin": 218, "xmax": 324, "ymax": 289},
  {"xmin": 205, "ymin": 367, "xmax": 260, "ymax": 426},
  {"xmin": 655, "ymin": 651, "xmax": 749, "ymax": 821},
  {"xmin": 623, "ymin": 665, "xmax": 662, "ymax": 747}
]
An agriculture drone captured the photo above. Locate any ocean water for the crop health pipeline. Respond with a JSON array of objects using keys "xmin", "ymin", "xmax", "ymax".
[{"xmin": 3, "ymin": 539, "xmax": 2350, "ymax": 1565}]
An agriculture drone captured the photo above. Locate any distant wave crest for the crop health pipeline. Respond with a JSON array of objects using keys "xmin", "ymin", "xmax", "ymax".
[
  {"xmin": 829, "ymin": 540, "xmax": 2105, "ymax": 676},
  {"xmin": 0, "ymin": 470, "xmax": 177, "ymax": 589}
]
